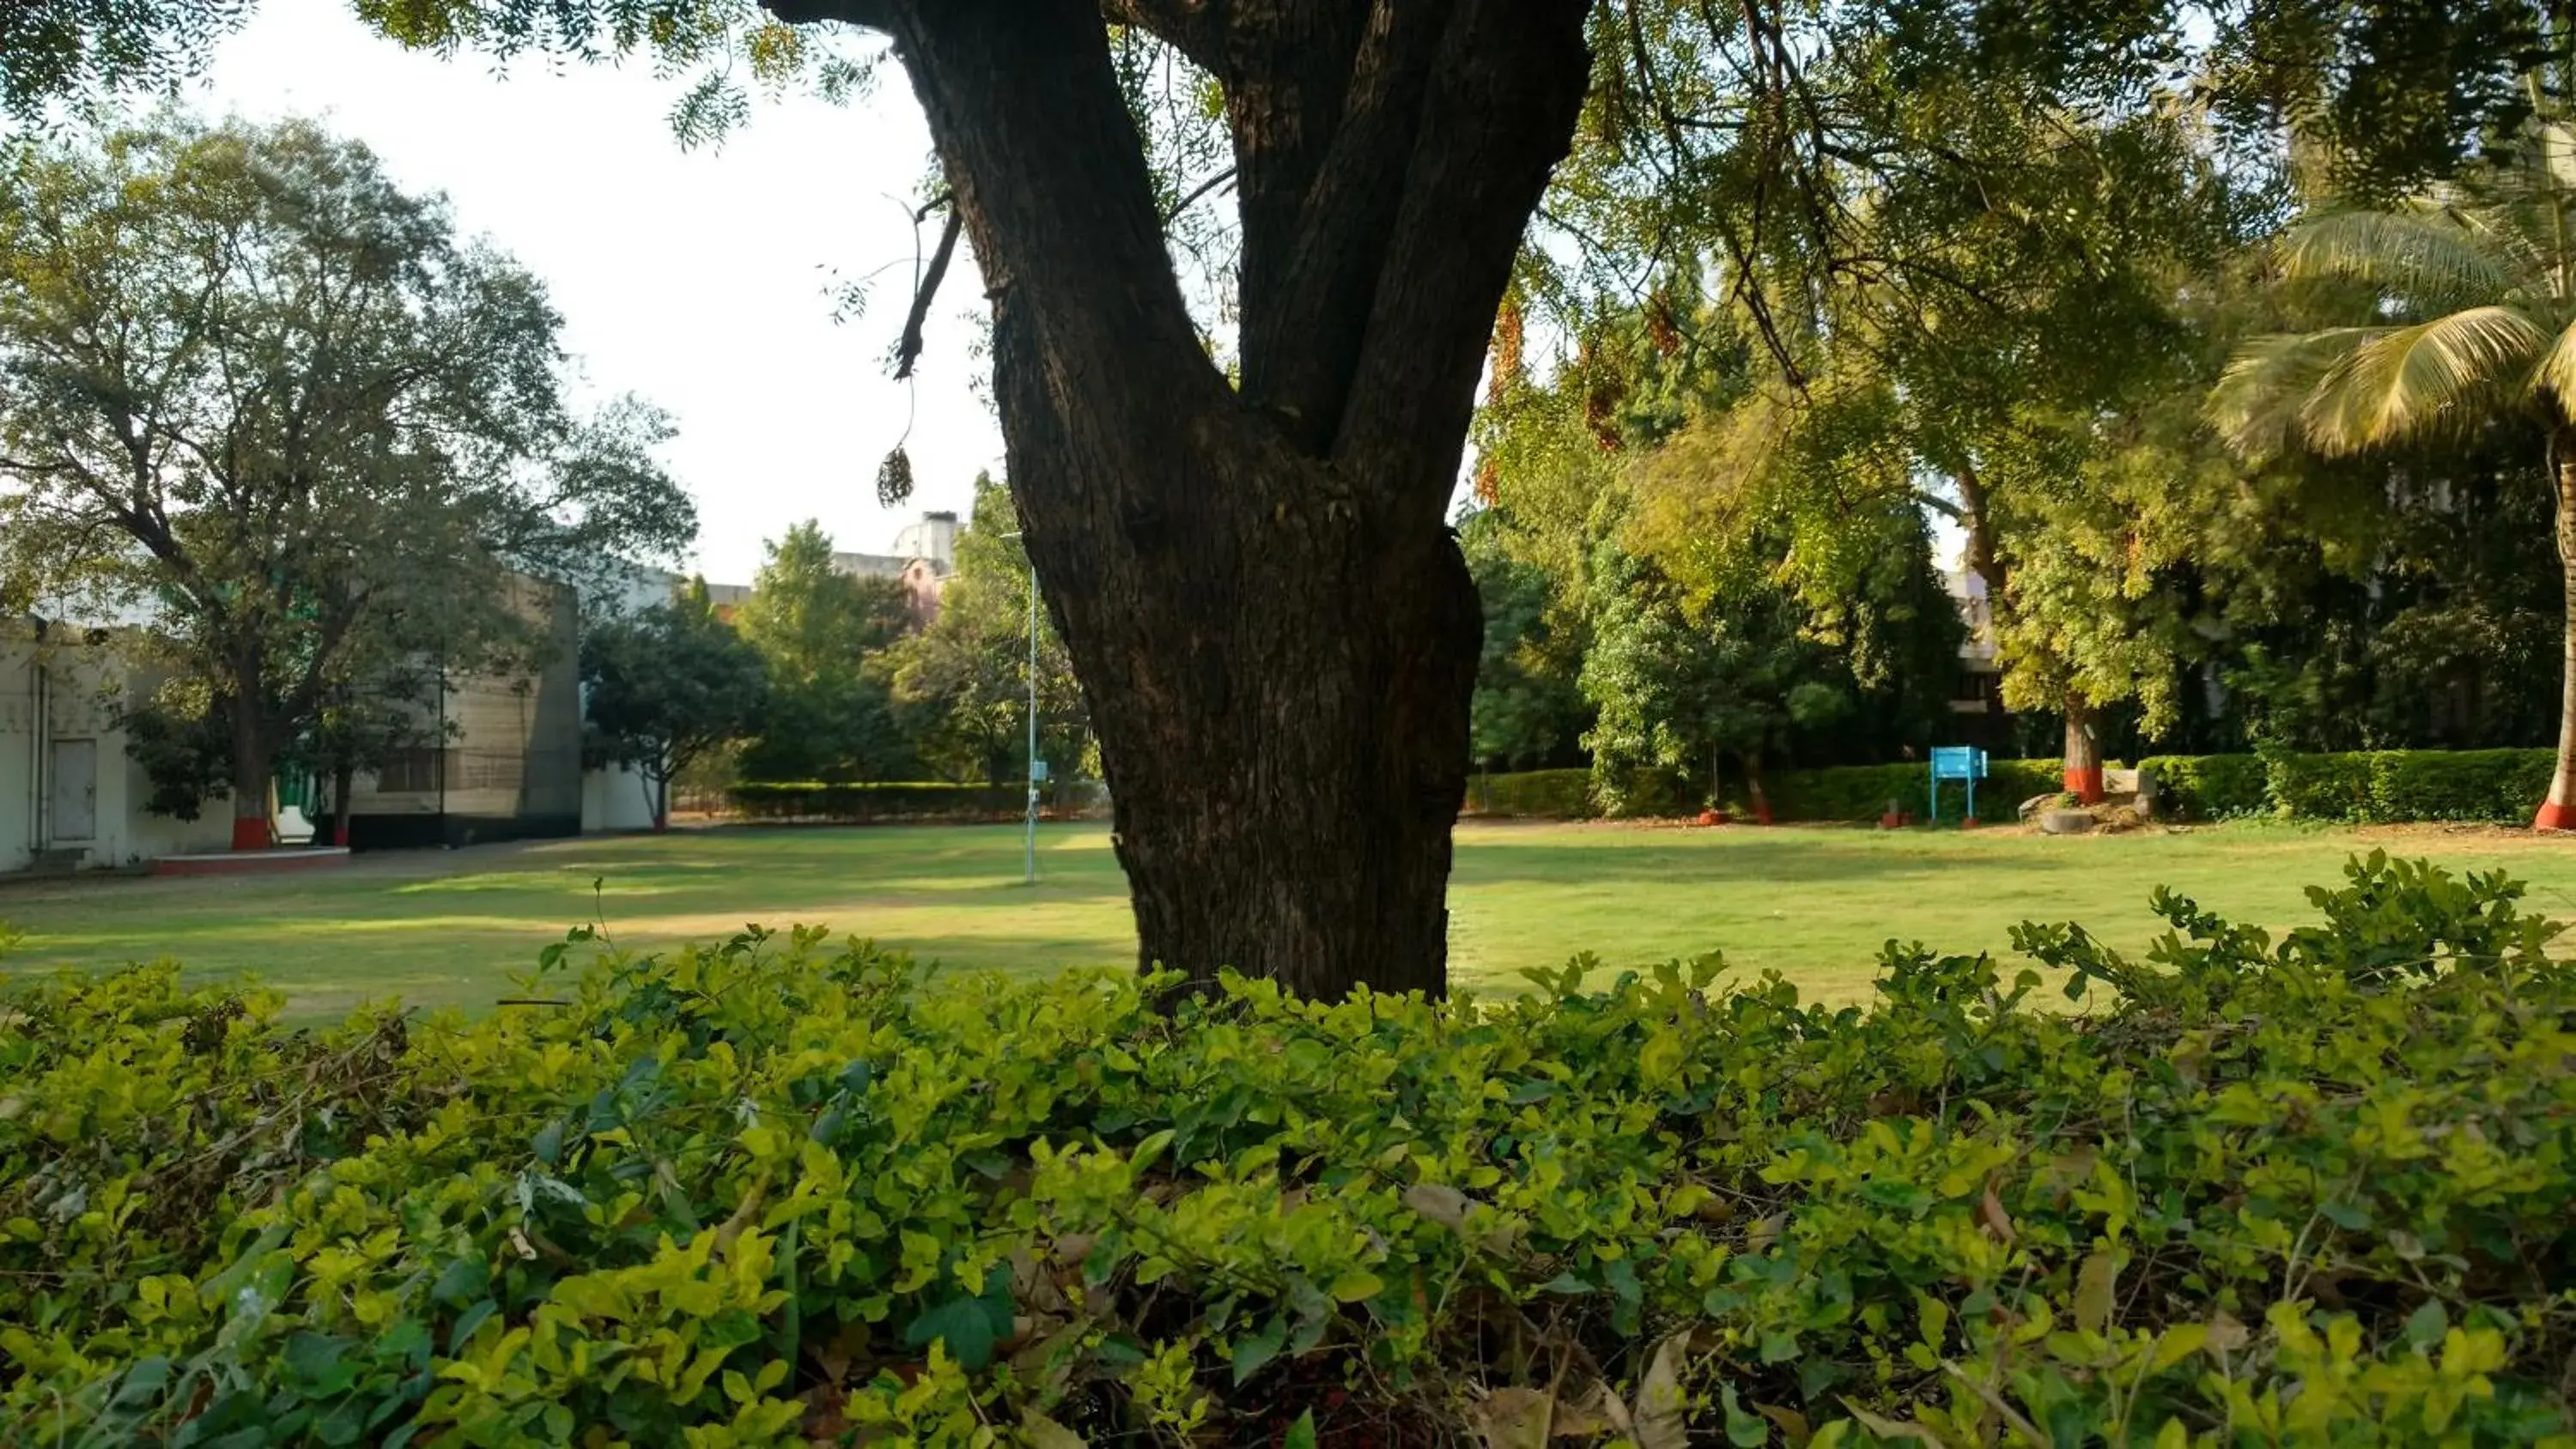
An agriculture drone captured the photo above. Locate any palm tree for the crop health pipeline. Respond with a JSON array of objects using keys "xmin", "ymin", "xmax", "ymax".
[{"xmin": 2212, "ymin": 110, "xmax": 2576, "ymax": 829}]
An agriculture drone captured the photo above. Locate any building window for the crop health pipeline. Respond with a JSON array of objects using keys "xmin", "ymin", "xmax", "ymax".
[{"xmin": 374, "ymin": 746, "xmax": 443, "ymax": 794}]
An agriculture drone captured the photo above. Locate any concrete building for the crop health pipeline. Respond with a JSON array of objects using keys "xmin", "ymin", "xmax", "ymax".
[
  {"xmin": 832, "ymin": 510, "xmax": 958, "ymax": 626},
  {"xmin": 340, "ymin": 574, "xmax": 587, "ymax": 850},
  {"xmin": 2, "ymin": 620, "xmax": 234, "ymax": 873}
]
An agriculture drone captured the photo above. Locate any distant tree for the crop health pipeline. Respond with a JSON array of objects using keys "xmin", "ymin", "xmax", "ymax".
[
  {"xmin": 580, "ymin": 581, "xmax": 767, "ymax": 830},
  {"xmin": 735, "ymin": 520, "xmax": 919, "ymax": 781},
  {"xmin": 2212, "ymin": 105, "xmax": 2576, "ymax": 828},
  {"xmin": 1460, "ymin": 510, "xmax": 1590, "ymax": 773},
  {"xmin": 736, "ymin": 520, "xmax": 917, "ymax": 678},
  {"xmin": 0, "ymin": 114, "xmax": 694, "ymax": 847},
  {"xmin": 886, "ymin": 475, "xmax": 1087, "ymax": 786}
]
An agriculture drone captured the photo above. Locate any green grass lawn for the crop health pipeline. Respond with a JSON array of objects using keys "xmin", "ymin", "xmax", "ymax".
[{"xmin": 4, "ymin": 818, "xmax": 2573, "ymax": 1018}]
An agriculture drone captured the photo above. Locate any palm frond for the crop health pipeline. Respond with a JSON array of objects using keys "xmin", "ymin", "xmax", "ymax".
[
  {"xmin": 2208, "ymin": 329, "xmax": 2376, "ymax": 460},
  {"xmin": 2530, "ymin": 318, "xmax": 2576, "ymax": 422},
  {"xmin": 2279, "ymin": 209, "xmax": 2518, "ymax": 310},
  {"xmin": 2301, "ymin": 306, "xmax": 2547, "ymax": 454}
]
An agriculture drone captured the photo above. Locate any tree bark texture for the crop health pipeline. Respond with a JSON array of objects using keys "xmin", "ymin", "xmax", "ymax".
[
  {"xmin": 2063, "ymin": 694, "xmax": 2105, "ymax": 803},
  {"xmin": 2542, "ymin": 434, "xmax": 2576, "ymax": 831},
  {"xmin": 228, "ymin": 676, "xmax": 272, "ymax": 852},
  {"xmin": 771, "ymin": 0, "xmax": 1595, "ymax": 997}
]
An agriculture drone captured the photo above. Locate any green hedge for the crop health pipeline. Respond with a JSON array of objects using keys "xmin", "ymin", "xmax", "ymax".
[
  {"xmin": 1755, "ymin": 758, "xmax": 2067, "ymax": 822},
  {"xmin": 4, "ymin": 854, "xmax": 2573, "ymax": 1445},
  {"xmin": 2137, "ymin": 752, "xmax": 2269, "ymax": 820},
  {"xmin": 2139, "ymin": 749, "xmax": 2556, "ymax": 824},
  {"xmin": 1469, "ymin": 749, "xmax": 2562, "ymax": 826},
  {"xmin": 730, "ymin": 781, "xmax": 1030, "ymax": 822},
  {"xmin": 1466, "ymin": 768, "xmax": 1593, "ymax": 818},
  {"xmin": 2365, "ymin": 748, "xmax": 2556, "ymax": 822}
]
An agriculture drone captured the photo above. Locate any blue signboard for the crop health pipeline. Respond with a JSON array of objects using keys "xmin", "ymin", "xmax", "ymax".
[{"xmin": 1929, "ymin": 746, "xmax": 1988, "ymax": 823}]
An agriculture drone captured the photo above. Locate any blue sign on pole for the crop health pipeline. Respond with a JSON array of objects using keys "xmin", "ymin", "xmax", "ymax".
[{"xmin": 1929, "ymin": 746, "xmax": 1989, "ymax": 823}]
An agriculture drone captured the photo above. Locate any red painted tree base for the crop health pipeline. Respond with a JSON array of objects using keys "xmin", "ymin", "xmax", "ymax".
[
  {"xmin": 230, "ymin": 817, "xmax": 270, "ymax": 851},
  {"xmin": 2064, "ymin": 767, "xmax": 2105, "ymax": 804},
  {"xmin": 2535, "ymin": 801, "xmax": 2576, "ymax": 832}
]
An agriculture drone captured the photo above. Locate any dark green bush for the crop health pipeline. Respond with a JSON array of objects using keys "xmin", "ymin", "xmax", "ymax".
[
  {"xmin": 2264, "ymin": 750, "xmax": 2379, "ymax": 822},
  {"xmin": 1466, "ymin": 768, "xmax": 1594, "ymax": 819},
  {"xmin": 6, "ymin": 855, "xmax": 2573, "ymax": 1446},
  {"xmin": 2137, "ymin": 753, "xmax": 2269, "ymax": 820},
  {"xmin": 1731, "ymin": 758, "xmax": 2062, "ymax": 823},
  {"xmin": 2367, "ymin": 749, "xmax": 2555, "ymax": 823},
  {"xmin": 1473, "ymin": 750, "xmax": 2561, "ymax": 828},
  {"xmin": 730, "ymin": 781, "xmax": 1027, "ymax": 822}
]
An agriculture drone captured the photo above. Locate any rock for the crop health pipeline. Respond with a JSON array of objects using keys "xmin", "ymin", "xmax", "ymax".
[
  {"xmin": 2017, "ymin": 793, "xmax": 2058, "ymax": 822},
  {"xmin": 2039, "ymin": 809, "xmax": 2096, "ymax": 835}
]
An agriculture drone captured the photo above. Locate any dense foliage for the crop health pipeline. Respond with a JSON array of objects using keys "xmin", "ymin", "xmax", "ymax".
[
  {"xmin": 2, "ymin": 854, "xmax": 2570, "ymax": 1446},
  {"xmin": 1465, "ymin": 749, "xmax": 2573, "ymax": 826},
  {"xmin": 880, "ymin": 476, "xmax": 1091, "ymax": 791},
  {"xmin": 733, "ymin": 522, "xmax": 922, "ymax": 786},
  {"xmin": 580, "ymin": 581, "xmax": 769, "ymax": 831},
  {"xmin": 0, "ymin": 114, "xmax": 695, "ymax": 838}
]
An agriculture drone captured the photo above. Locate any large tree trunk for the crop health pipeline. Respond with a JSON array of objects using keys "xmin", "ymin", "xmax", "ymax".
[
  {"xmin": 228, "ymin": 685, "xmax": 271, "ymax": 852},
  {"xmin": 795, "ymin": 0, "xmax": 1593, "ymax": 997},
  {"xmin": 2063, "ymin": 694, "xmax": 2105, "ymax": 804},
  {"xmin": 2541, "ymin": 434, "xmax": 2576, "ymax": 831},
  {"xmin": 331, "ymin": 760, "xmax": 355, "ymax": 848}
]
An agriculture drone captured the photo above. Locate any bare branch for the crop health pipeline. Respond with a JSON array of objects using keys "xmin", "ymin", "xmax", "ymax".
[{"xmin": 895, "ymin": 205, "xmax": 963, "ymax": 381}]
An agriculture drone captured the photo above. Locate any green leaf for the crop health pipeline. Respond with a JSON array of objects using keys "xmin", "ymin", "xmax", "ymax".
[
  {"xmin": 904, "ymin": 1292, "xmax": 1001, "ymax": 1371},
  {"xmin": 2074, "ymin": 1248, "xmax": 2118, "ymax": 1335},
  {"xmin": 1127, "ymin": 1128, "xmax": 1176, "ymax": 1177},
  {"xmin": 1231, "ymin": 1314, "xmax": 1286, "ymax": 1385},
  {"xmin": 429, "ymin": 1257, "xmax": 487, "ymax": 1309},
  {"xmin": 2404, "ymin": 1300, "xmax": 2449, "ymax": 1350},
  {"xmin": 1327, "ymin": 1270, "xmax": 1384, "ymax": 1303},
  {"xmin": 1283, "ymin": 1410, "xmax": 1319, "ymax": 1449},
  {"xmin": 1021, "ymin": 1410, "xmax": 1088, "ymax": 1449}
]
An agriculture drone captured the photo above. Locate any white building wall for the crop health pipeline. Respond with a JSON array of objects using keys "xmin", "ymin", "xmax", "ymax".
[
  {"xmin": 582, "ymin": 765, "xmax": 659, "ymax": 832},
  {"xmin": 1, "ymin": 632, "xmax": 234, "ymax": 872}
]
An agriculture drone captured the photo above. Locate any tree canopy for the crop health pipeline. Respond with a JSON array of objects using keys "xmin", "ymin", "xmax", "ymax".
[{"xmin": 0, "ymin": 113, "xmax": 696, "ymax": 844}]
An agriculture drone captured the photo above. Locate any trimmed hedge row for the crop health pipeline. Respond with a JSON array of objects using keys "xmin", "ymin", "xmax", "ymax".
[
  {"xmin": 4, "ymin": 856, "xmax": 2573, "ymax": 1445},
  {"xmin": 1465, "ymin": 768, "xmax": 1592, "ymax": 819},
  {"xmin": 2141, "ymin": 749, "xmax": 2557, "ymax": 823},
  {"xmin": 1752, "ymin": 758, "xmax": 2065, "ymax": 823},
  {"xmin": 1471, "ymin": 749, "xmax": 2564, "ymax": 826},
  {"xmin": 2133, "ymin": 753, "xmax": 2269, "ymax": 821},
  {"xmin": 730, "ymin": 781, "xmax": 1048, "ymax": 822}
]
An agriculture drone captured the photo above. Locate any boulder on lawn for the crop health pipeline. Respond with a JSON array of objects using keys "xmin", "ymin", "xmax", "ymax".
[{"xmin": 2038, "ymin": 809, "xmax": 2096, "ymax": 835}]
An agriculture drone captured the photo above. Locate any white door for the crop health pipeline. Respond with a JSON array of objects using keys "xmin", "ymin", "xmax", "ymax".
[{"xmin": 50, "ymin": 738, "xmax": 97, "ymax": 842}]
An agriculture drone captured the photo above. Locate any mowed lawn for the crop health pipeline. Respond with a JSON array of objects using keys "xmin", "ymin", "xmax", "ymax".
[{"xmin": 5, "ymin": 819, "xmax": 2576, "ymax": 1019}]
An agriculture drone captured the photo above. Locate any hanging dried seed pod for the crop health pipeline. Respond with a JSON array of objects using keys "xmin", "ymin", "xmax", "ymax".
[{"xmin": 877, "ymin": 446, "xmax": 915, "ymax": 508}]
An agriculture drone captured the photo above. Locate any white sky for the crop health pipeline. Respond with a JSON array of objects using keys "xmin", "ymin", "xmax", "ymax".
[{"xmin": 189, "ymin": 0, "xmax": 1005, "ymax": 585}]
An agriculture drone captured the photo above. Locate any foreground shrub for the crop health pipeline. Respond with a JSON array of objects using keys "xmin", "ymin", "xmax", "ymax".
[{"xmin": 3, "ymin": 853, "xmax": 2574, "ymax": 1446}]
